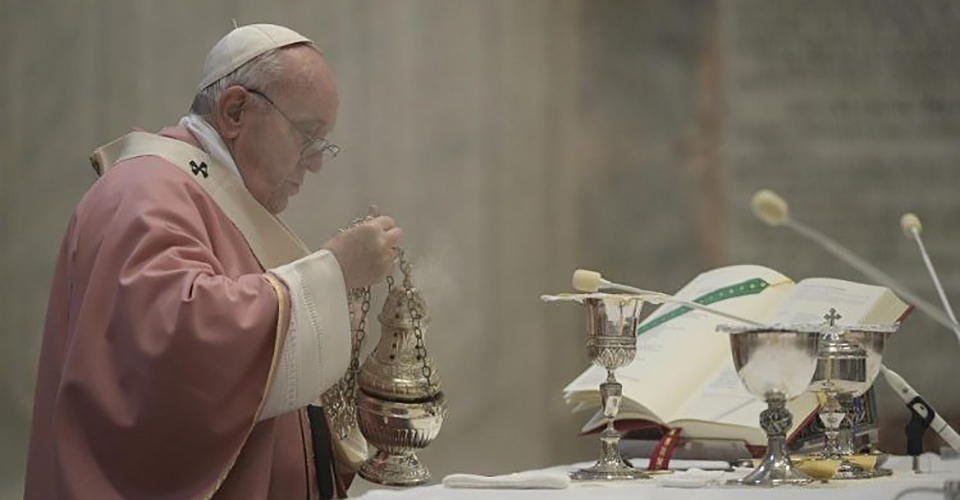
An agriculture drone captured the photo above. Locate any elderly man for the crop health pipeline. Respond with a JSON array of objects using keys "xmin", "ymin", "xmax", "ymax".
[{"xmin": 24, "ymin": 24, "xmax": 395, "ymax": 499}]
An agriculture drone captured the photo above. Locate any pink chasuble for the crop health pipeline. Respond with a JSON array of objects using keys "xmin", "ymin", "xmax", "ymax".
[{"xmin": 25, "ymin": 126, "xmax": 330, "ymax": 499}]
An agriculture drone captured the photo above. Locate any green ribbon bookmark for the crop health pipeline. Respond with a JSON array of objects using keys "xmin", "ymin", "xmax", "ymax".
[{"xmin": 637, "ymin": 277, "xmax": 770, "ymax": 334}]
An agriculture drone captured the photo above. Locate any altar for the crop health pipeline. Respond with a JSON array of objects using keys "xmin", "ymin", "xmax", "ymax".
[{"xmin": 357, "ymin": 455, "xmax": 960, "ymax": 499}]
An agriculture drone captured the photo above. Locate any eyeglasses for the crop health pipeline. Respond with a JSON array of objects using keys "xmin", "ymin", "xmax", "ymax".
[{"xmin": 245, "ymin": 87, "xmax": 341, "ymax": 163}]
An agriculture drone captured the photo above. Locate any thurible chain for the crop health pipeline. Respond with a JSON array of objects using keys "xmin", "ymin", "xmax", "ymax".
[{"xmin": 397, "ymin": 249, "xmax": 436, "ymax": 393}]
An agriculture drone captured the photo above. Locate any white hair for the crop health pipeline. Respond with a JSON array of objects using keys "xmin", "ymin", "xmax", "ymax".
[{"xmin": 189, "ymin": 42, "xmax": 317, "ymax": 118}]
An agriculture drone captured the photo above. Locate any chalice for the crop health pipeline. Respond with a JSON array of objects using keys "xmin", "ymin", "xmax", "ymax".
[
  {"xmin": 808, "ymin": 309, "xmax": 897, "ymax": 480},
  {"xmin": 717, "ymin": 324, "xmax": 820, "ymax": 486},
  {"xmin": 570, "ymin": 296, "xmax": 648, "ymax": 481}
]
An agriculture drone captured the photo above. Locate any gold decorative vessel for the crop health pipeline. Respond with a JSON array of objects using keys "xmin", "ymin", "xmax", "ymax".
[{"xmin": 356, "ymin": 259, "xmax": 446, "ymax": 486}]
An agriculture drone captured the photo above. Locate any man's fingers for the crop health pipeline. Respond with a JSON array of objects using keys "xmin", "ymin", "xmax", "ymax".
[
  {"xmin": 368, "ymin": 204, "xmax": 382, "ymax": 217},
  {"xmin": 384, "ymin": 227, "xmax": 404, "ymax": 248},
  {"xmin": 372, "ymin": 215, "xmax": 396, "ymax": 232}
]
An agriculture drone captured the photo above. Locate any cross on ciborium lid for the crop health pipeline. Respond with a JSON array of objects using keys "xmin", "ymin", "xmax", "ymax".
[
  {"xmin": 825, "ymin": 308, "xmax": 842, "ymax": 325},
  {"xmin": 822, "ymin": 308, "xmax": 846, "ymax": 342}
]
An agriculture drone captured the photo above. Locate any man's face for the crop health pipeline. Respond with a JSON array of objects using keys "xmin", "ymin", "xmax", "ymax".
[{"xmin": 230, "ymin": 47, "xmax": 339, "ymax": 214}]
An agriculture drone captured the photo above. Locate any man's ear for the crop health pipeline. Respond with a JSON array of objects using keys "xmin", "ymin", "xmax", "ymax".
[{"xmin": 215, "ymin": 86, "xmax": 249, "ymax": 140}]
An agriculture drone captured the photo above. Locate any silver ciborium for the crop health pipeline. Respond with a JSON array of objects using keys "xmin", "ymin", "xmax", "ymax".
[
  {"xmin": 570, "ymin": 296, "xmax": 649, "ymax": 481},
  {"xmin": 718, "ymin": 324, "xmax": 820, "ymax": 486},
  {"xmin": 808, "ymin": 308, "xmax": 897, "ymax": 480},
  {"xmin": 356, "ymin": 255, "xmax": 446, "ymax": 486}
]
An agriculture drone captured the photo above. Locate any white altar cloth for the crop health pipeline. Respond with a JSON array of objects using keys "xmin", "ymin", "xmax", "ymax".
[{"xmin": 357, "ymin": 454, "xmax": 959, "ymax": 499}]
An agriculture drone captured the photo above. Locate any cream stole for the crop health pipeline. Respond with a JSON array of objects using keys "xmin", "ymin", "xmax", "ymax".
[{"xmin": 90, "ymin": 131, "xmax": 310, "ymax": 266}]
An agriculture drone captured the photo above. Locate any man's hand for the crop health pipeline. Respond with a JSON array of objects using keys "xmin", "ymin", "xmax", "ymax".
[{"xmin": 323, "ymin": 207, "xmax": 403, "ymax": 290}]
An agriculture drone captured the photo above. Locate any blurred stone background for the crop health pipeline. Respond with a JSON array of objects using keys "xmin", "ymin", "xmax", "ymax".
[{"xmin": 1, "ymin": 1, "xmax": 958, "ymax": 497}]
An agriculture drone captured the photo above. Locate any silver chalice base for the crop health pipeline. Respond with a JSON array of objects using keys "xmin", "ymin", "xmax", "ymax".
[
  {"xmin": 828, "ymin": 405, "xmax": 893, "ymax": 480},
  {"xmin": 733, "ymin": 457, "xmax": 811, "ymax": 486},
  {"xmin": 841, "ymin": 450, "xmax": 894, "ymax": 479},
  {"xmin": 832, "ymin": 461, "xmax": 892, "ymax": 480},
  {"xmin": 570, "ymin": 426, "xmax": 650, "ymax": 481},
  {"xmin": 719, "ymin": 325, "xmax": 820, "ymax": 487}
]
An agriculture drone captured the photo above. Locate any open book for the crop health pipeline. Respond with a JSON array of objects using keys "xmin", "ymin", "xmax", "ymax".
[{"xmin": 563, "ymin": 264, "xmax": 911, "ymax": 447}]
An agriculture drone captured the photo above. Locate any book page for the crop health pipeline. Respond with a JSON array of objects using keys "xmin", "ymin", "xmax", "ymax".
[
  {"xmin": 672, "ymin": 356, "xmax": 764, "ymax": 429},
  {"xmin": 564, "ymin": 265, "xmax": 793, "ymax": 422},
  {"xmin": 579, "ymin": 400, "xmax": 665, "ymax": 433},
  {"xmin": 671, "ymin": 354, "xmax": 819, "ymax": 445},
  {"xmin": 765, "ymin": 278, "xmax": 907, "ymax": 325},
  {"xmin": 656, "ymin": 276, "xmax": 899, "ymax": 442}
]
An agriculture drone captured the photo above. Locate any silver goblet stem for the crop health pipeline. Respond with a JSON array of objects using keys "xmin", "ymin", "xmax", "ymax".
[
  {"xmin": 570, "ymin": 368, "xmax": 649, "ymax": 480},
  {"xmin": 831, "ymin": 394, "xmax": 872, "ymax": 479},
  {"xmin": 817, "ymin": 392, "xmax": 846, "ymax": 459},
  {"xmin": 597, "ymin": 372, "xmax": 628, "ymax": 466},
  {"xmin": 736, "ymin": 392, "xmax": 813, "ymax": 486},
  {"xmin": 838, "ymin": 394, "xmax": 858, "ymax": 455}
]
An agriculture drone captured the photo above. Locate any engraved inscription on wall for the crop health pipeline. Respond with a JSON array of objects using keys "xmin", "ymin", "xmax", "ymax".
[{"xmin": 721, "ymin": 0, "xmax": 960, "ymax": 420}]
